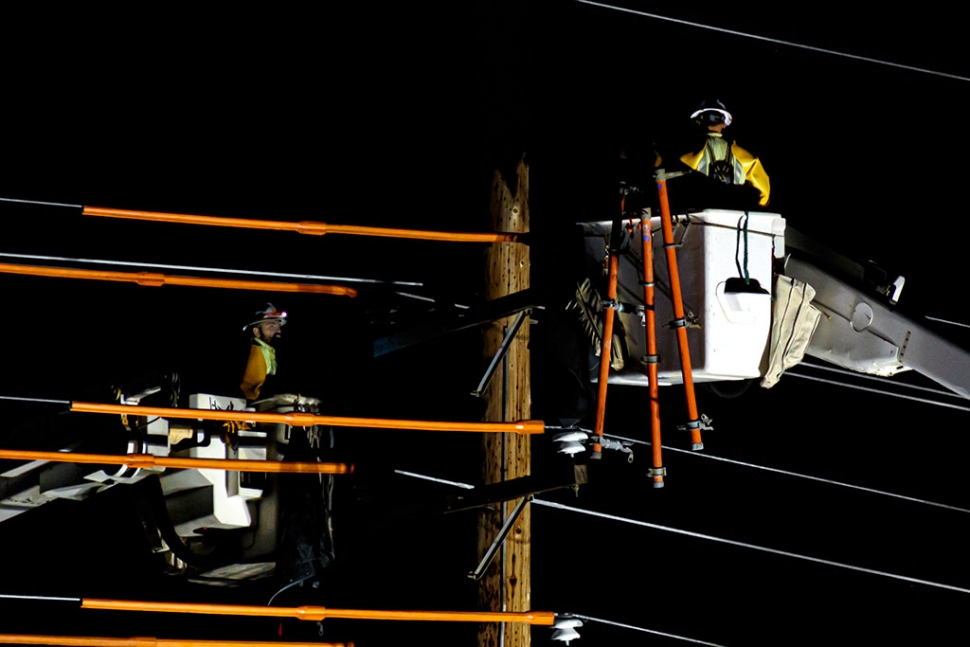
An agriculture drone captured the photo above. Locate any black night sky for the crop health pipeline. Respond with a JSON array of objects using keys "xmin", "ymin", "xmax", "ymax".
[{"xmin": 2, "ymin": 4, "xmax": 970, "ymax": 646}]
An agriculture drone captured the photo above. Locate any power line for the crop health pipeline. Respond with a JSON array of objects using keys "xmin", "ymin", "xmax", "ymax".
[
  {"xmin": 532, "ymin": 498, "xmax": 970, "ymax": 595},
  {"xmin": 606, "ymin": 434, "xmax": 970, "ymax": 515},
  {"xmin": 793, "ymin": 361, "xmax": 969, "ymax": 400},
  {"xmin": 574, "ymin": 1, "xmax": 970, "ymax": 83},
  {"xmin": 569, "ymin": 613, "xmax": 727, "ymax": 646},
  {"xmin": 0, "ymin": 395, "xmax": 70, "ymax": 405},
  {"xmin": 783, "ymin": 371, "xmax": 970, "ymax": 413},
  {"xmin": 399, "ymin": 469, "xmax": 970, "ymax": 634}
]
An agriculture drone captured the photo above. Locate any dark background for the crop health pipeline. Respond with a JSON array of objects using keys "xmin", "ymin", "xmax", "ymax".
[{"xmin": 2, "ymin": 3, "xmax": 970, "ymax": 645}]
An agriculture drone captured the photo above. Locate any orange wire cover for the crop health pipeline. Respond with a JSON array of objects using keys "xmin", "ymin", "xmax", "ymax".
[
  {"xmin": 83, "ymin": 206, "xmax": 522, "ymax": 243},
  {"xmin": 0, "ymin": 634, "xmax": 350, "ymax": 646},
  {"xmin": 80, "ymin": 599, "xmax": 556, "ymax": 625},
  {"xmin": 70, "ymin": 402, "xmax": 545, "ymax": 435},
  {"xmin": 0, "ymin": 449, "xmax": 353, "ymax": 475},
  {"xmin": 0, "ymin": 263, "xmax": 357, "ymax": 298}
]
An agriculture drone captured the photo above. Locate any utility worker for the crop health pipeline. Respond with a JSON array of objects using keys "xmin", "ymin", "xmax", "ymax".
[
  {"xmin": 679, "ymin": 99, "xmax": 771, "ymax": 207},
  {"xmin": 240, "ymin": 303, "xmax": 286, "ymax": 401}
]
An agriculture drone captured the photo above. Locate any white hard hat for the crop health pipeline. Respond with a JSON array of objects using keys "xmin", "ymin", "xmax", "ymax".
[{"xmin": 243, "ymin": 303, "xmax": 288, "ymax": 331}]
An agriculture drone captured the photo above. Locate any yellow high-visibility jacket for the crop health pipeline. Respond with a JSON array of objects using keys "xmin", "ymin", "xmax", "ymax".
[
  {"xmin": 680, "ymin": 133, "xmax": 771, "ymax": 206},
  {"xmin": 240, "ymin": 338, "xmax": 277, "ymax": 401}
]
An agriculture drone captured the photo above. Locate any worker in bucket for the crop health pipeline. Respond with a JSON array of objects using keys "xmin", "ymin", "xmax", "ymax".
[
  {"xmin": 679, "ymin": 99, "xmax": 771, "ymax": 207},
  {"xmin": 240, "ymin": 303, "xmax": 286, "ymax": 401}
]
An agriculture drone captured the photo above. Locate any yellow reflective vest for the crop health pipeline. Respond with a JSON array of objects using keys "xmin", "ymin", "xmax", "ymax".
[{"xmin": 240, "ymin": 338, "xmax": 277, "ymax": 400}]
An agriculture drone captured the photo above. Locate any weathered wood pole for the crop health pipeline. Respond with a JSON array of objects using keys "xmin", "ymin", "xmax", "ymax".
[{"xmin": 477, "ymin": 156, "xmax": 531, "ymax": 647}]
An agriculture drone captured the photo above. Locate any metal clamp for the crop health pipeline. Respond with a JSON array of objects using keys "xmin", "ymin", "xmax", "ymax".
[{"xmin": 677, "ymin": 414, "xmax": 714, "ymax": 433}]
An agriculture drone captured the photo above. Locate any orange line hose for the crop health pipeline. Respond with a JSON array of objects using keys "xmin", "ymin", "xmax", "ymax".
[
  {"xmin": 640, "ymin": 215, "xmax": 664, "ymax": 486},
  {"xmin": 0, "ymin": 634, "xmax": 350, "ymax": 647},
  {"xmin": 70, "ymin": 402, "xmax": 545, "ymax": 435},
  {"xmin": 80, "ymin": 599, "xmax": 556, "ymax": 625},
  {"xmin": 656, "ymin": 177, "xmax": 703, "ymax": 449},
  {"xmin": 83, "ymin": 206, "xmax": 523, "ymax": 243},
  {"xmin": 0, "ymin": 263, "xmax": 357, "ymax": 298},
  {"xmin": 592, "ymin": 250, "xmax": 619, "ymax": 456},
  {"xmin": 0, "ymin": 449, "xmax": 353, "ymax": 475}
]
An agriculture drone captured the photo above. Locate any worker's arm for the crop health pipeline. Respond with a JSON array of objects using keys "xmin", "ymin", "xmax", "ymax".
[{"xmin": 240, "ymin": 344, "xmax": 267, "ymax": 400}]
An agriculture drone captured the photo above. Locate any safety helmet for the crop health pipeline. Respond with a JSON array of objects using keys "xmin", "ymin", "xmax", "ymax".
[
  {"xmin": 243, "ymin": 303, "xmax": 288, "ymax": 331},
  {"xmin": 690, "ymin": 99, "xmax": 733, "ymax": 127}
]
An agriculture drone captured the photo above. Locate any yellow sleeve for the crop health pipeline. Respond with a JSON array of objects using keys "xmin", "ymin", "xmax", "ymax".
[
  {"xmin": 240, "ymin": 344, "xmax": 267, "ymax": 400},
  {"xmin": 731, "ymin": 142, "xmax": 771, "ymax": 206},
  {"xmin": 679, "ymin": 149, "xmax": 705, "ymax": 172}
]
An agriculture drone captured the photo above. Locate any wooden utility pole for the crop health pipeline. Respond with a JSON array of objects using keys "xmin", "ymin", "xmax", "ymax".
[{"xmin": 477, "ymin": 156, "xmax": 531, "ymax": 647}]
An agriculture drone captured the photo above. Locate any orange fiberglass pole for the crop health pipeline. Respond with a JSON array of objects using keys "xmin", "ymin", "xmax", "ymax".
[
  {"xmin": 83, "ymin": 206, "xmax": 524, "ymax": 243},
  {"xmin": 0, "ymin": 634, "xmax": 349, "ymax": 647},
  {"xmin": 70, "ymin": 402, "xmax": 545, "ymax": 435},
  {"xmin": 80, "ymin": 598, "xmax": 557, "ymax": 625},
  {"xmin": 0, "ymin": 263, "xmax": 357, "ymax": 297},
  {"xmin": 655, "ymin": 170, "xmax": 703, "ymax": 451},
  {"xmin": 640, "ymin": 212, "xmax": 665, "ymax": 487},
  {"xmin": 591, "ymin": 227, "xmax": 621, "ymax": 459},
  {"xmin": 0, "ymin": 449, "xmax": 353, "ymax": 475}
]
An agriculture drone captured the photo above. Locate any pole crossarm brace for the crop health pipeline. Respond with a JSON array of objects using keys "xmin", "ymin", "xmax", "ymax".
[
  {"xmin": 69, "ymin": 402, "xmax": 545, "ymax": 435},
  {"xmin": 0, "ymin": 263, "xmax": 357, "ymax": 297},
  {"xmin": 79, "ymin": 598, "xmax": 556, "ymax": 625},
  {"xmin": 0, "ymin": 449, "xmax": 353, "ymax": 474},
  {"xmin": 363, "ymin": 464, "xmax": 587, "ymax": 524},
  {"xmin": 373, "ymin": 288, "xmax": 541, "ymax": 357},
  {"xmin": 82, "ymin": 206, "xmax": 527, "ymax": 244}
]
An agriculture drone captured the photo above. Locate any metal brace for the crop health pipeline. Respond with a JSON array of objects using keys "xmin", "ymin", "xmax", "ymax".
[
  {"xmin": 471, "ymin": 309, "xmax": 529, "ymax": 398},
  {"xmin": 468, "ymin": 495, "xmax": 532, "ymax": 581}
]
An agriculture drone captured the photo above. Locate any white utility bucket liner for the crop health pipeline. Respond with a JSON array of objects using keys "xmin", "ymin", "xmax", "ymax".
[{"xmin": 581, "ymin": 210, "xmax": 786, "ymax": 387}]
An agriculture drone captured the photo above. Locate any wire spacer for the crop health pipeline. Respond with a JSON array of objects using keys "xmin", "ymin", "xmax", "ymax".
[
  {"xmin": 667, "ymin": 317, "xmax": 687, "ymax": 329},
  {"xmin": 640, "ymin": 354, "xmax": 660, "ymax": 365}
]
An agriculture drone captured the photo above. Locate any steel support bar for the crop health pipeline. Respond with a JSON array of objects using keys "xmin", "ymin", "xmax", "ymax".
[
  {"xmin": 469, "ymin": 495, "xmax": 530, "ymax": 581},
  {"xmin": 471, "ymin": 310, "xmax": 529, "ymax": 397},
  {"xmin": 372, "ymin": 288, "xmax": 540, "ymax": 357},
  {"xmin": 358, "ymin": 465, "xmax": 587, "ymax": 524}
]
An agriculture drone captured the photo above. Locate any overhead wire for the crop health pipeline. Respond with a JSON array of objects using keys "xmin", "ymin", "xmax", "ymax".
[
  {"xmin": 574, "ymin": 1, "xmax": 970, "ymax": 83},
  {"xmin": 397, "ymin": 468, "xmax": 970, "ymax": 644},
  {"xmin": 792, "ymin": 360, "xmax": 970, "ymax": 400},
  {"xmin": 532, "ymin": 498, "xmax": 970, "ymax": 595},
  {"xmin": 782, "ymin": 371, "xmax": 970, "ymax": 413},
  {"xmin": 605, "ymin": 434, "xmax": 970, "ymax": 515},
  {"xmin": 568, "ymin": 613, "xmax": 727, "ymax": 646}
]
